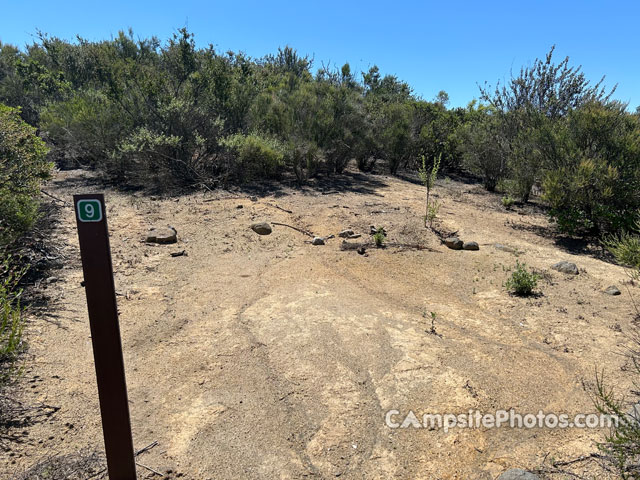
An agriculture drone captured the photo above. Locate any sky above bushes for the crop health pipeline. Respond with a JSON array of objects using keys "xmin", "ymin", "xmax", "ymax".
[{"xmin": 1, "ymin": 0, "xmax": 638, "ymax": 109}]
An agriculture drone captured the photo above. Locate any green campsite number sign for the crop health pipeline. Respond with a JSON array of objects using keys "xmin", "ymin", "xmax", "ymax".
[{"xmin": 77, "ymin": 199, "xmax": 103, "ymax": 222}]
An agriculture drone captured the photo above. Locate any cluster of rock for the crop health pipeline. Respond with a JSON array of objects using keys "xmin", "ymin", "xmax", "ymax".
[
  {"xmin": 444, "ymin": 237, "xmax": 479, "ymax": 251},
  {"xmin": 551, "ymin": 261, "xmax": 621, "ymax": 295},
  {"xmin": 245, "ymin": 222, "xmax": 622, "ymax": 298}
]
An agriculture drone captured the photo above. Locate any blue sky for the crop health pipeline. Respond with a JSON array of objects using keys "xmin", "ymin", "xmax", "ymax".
[{"xmin": 1, "ymin": 0, "xmax": 638, "ymax": 108}]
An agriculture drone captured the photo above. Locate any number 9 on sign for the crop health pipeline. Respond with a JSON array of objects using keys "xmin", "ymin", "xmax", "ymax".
[{"xmin": 77, "ymin": 199, "xmax": 103, "ymax": 222}]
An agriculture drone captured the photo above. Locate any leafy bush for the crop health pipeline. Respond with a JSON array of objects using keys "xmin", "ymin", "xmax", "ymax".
[
  {"xmin": 595, "ymin": 224, "xmax": 640, "ymax": 477},
  {"xmin": 0, "ymin": 103, "xmax": 50, "ymax": 387},
  {"xmin": 0, "ymin": 257, "xmax": 25, "ymax": 384},
  {"xmin": 0, "ymin": 103, "xmax": 51, "ymax": 246},
  {"xmin": 505, "ymin": 261, "xmax": 539, "ymax": 296},
  {"xmin": 372, "ymin": 227, "xmax": 386, "ymax": 248},
  {"xmin": 284, "ymin": 139, "xmax": 321, "ymax": 185},
  {"xmin": 604, "ymin": 219, "xmax": 640, "ymax": 279},
  {"xmin": 501, "ymin": 195, "xmax": 516, "ymax": 208},
  {"xmin": 543, "ymin": 102, "xmax": 640, "ymax": 235},
  {"xmin": 220, "ymin": 132, "xmax": 286, "ymax": 180},
  {"xmin": 594, "ymin": 368, "xmax": 640, "ymax": 479},
  {"xmin": 458, "ymin": 103, "xmax": 508, "ymax": 191},
  {"xmin": 40, "ymin": 90, "xmax": 125, "ymax": 168}
]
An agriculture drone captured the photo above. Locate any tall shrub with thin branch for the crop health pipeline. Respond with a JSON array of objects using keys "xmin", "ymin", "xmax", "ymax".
[{"xmin": 418, "ymin": 154, "xmax": 441, "ymax": 228}]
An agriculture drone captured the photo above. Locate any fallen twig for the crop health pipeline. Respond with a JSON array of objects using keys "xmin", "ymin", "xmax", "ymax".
[
  {"xmin": 135, "ymin": 440, "xmax": 159, "ymax": 456},
  {"xmin": 268, "ymin": 203, "xmax": 293, "ymax": 214},
  {"xmin": 533, "ymin": 467, "xmax": 588, "ymax": 479},
  {"xmin": 136, "ymin": 461, "xmax": 163, "ymax": 476},
  {"xmin": 272, "ymin": 222, "xmax": 314, "ymax": 237},
  {"xmin": 552, "ymin": 453, "xmax": 607, "ymax": 467},
  {"xmin": 202, "ymin": 195, "xmax": 244, "ymax": 203},
  {"xmin": 40, "ymin": 189, "xmax": 69, "ymax": 206}
]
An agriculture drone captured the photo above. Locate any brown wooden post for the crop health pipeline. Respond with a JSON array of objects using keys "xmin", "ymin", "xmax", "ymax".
[{"xmin": 73, "ymin": 193, "xmax": 137, "ymax": 480}]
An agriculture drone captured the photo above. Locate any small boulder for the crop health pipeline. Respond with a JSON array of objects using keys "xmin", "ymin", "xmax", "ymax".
[
  {"xmin": 340, "ymin": 241, "xmax": 361, "ymax": 251},
  {"xmin": 312, "ymin": 237, "xmax": 325, "ymax": 246},
  {"xmin": 357, "ymin": 247, "xmax": 366, "ymax": 255},
  {"xmin": 604, "ymin": 285, "xmax": 621, "ymax": 296},
  {"xmin": 552, "ymin": 261, "xmax": 579, "ymax": 275},
  {"xmin": 339, "ymin": 229, "xmax": 355, "ymax": 238},
  {"xmin": 463, "ymin": 241, "xmax": 479, "ymax": 251},
  {"xmin": 444, "ymin": 237, "xmax": 463, "ymax": 250},
  {"xmin": 146, "ymin": 227, "xmax": 177, "ymax": 244},
  {"xmin": 497, "ymin": 469, "xmax": 540, "ymax": 480},
  {"xmin": 251, "ymin": 222, "xmax": 272, "ymax": 235},
  {"xmin": 348, "ymin": 233, "xmax": 362, "ymax": 239}
]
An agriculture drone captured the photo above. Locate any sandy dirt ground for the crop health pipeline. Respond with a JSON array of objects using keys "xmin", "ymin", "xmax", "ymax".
[{"xmin": 4, "ymin": 168, "xmax": 639, "ymax": 479}]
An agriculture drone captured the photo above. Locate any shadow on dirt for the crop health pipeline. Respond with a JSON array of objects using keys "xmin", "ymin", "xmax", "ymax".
[
  {"xmin": 0, "ymin": 393, "xmax": 59, "ymax": 454},
  {"xmin": 509, "ymin": 221, "xmax": 616, "ymax": 264}
]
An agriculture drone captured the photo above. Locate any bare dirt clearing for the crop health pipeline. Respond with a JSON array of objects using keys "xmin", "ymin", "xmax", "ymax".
[{"xmin": 5, "ymin": 169, "xmax": 638, "ymax": 479}]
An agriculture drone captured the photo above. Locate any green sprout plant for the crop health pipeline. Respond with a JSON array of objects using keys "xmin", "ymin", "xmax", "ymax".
[
  {"xmin": 418, "ymin": 153, "xmax": 441, "ymax": 229},
  {"xmin": 505, "ymin": 260, "xmax": 539, "ymax": 296},
  {"xmin": 373, "ymin": 227, "xmax": 386, "ymax": 248}
]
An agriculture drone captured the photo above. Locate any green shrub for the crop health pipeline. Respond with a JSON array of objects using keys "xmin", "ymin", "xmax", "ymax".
[
  {"xmin": 0, "ymin": 103, "xmax": 51, "ymax": 246},
  {"xmin": 114, "ymin": 127, "xmax": 182, "ymax": 183},
  {"xmin": 40, "ymin": 90, "xmax": 125, "ymax": 168},
  {"xmin": 0, "ymin": 256, "xmax": 25, "ymax": 384},
  {"xmin": 220, "ymin": 132, "xmax": 286, "ymax": 180},
  {"xmin": 283, "ymin": 139, "xmax": 321, "ymax": 185},
  {"xmin": 596, "ymin": 223, "xmax": 640, "ymax": 477},
  {"xmin": 426, "ymin": 200, "xmax": 441, "ymax": 228},
  {"xmin": 458, "ymin": 103, "xmax": 508, "ymax": 191},
  {"xmin": 372, "ymin": 227, "xmax": 386, "ymax": 248},
  {"xmin": 604, "ymin": 220, "xmax": 640, "ymax": 279},
  {"xmin": 505, "ymin": 261, "xmax": 539, "ymax": 296},
  {"xmin": 501, "ymin": 195, "xmax": 516, "ymax": 208},
  {"xmin": 594, "ymin": 369, "xmax": 640, "ymax": 478},
  {"xmin": 542, "ymin": 102, "xmax": 640, "ymax": 235},
  {"xmin": 418, "ymin": 154, "xmax": 440, "ymax": 228}
]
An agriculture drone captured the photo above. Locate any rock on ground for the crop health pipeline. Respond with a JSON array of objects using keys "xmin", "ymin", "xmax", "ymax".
[
  {"xmin": 604, "ymin": 285, "xmax": 621, "ymax": 295},
  {"xmin": 251, "ymin": 222, "xmax": 272, "ymax": 235},
  {"xmin": 497, "ymin": 469, "xmax": 540, "ymax": 480},
  {"xmin": 552, "ymin": 261, "xmax": 579, "ymax": 275},
  {"xmin": 494, "ymin": 243, "xmax": 518, "ymax": 253},
  {"xmin": 339, "ymin": 229, "xmax": 355, "ymax": 238},
  {"xmin": 444, "ymin": 237, "xmax": 463, "ymax": 250},
  {"xmin": 340, "ymin": 241, "xmax": 364, "ymax": 251},
  {"xmin": 370, "ymin": 225, "xmax": 387, "ymax": 235},
  {"xmin": 146, "ymin": 227, "xmax": 177, "ymax": 244},
  {"xmin": 312, "ymin": 237, "xmax": 325, "ymax": 245},
  {"xmin": 463, "ymin": 241, "xmax": 479, "ymax": 251}
]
